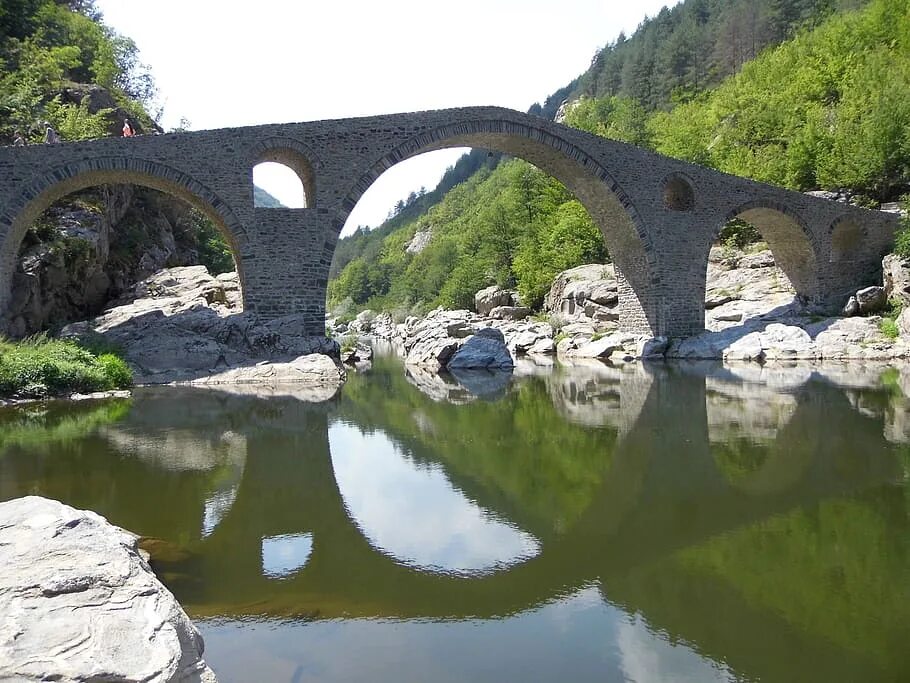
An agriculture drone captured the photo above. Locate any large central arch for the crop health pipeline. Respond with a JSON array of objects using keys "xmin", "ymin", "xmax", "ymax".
[
  {"xmin": 336, "ymin": 119, "xmax": 662, "ymax": 335},
  {"xmin": 0, "ymin": 156, "xmax": 250, "ymax": 322}
]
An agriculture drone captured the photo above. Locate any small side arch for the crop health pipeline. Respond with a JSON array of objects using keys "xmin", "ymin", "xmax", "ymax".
[
  {"xmin": 717, "ymin": 199, "xmax": 820, "ymax": 301},
  {"xmin": 0, "ymin": 156, "xmax": 249, "ymax": 318},
  {"xmin": 248, "ymin": 136, "xmax": 321, "ymax": 208},
  {"xmin": 828, "ymin": 215, "xmax": 868, "ymax": 262},
  {"xmin": 335, "ymin": 118, "xmax": 663, "ymax": 335},
  {"xmin": 661, "ymin": 172, "xmax": 696, "ymax": 212}
]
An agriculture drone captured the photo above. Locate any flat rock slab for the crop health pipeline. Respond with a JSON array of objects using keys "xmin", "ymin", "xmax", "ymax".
[{"xmin": 0, "ymin": 496, "xmax": 216, "ymax": 683}]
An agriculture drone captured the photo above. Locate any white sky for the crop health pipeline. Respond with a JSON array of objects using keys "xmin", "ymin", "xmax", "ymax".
[{"xmin": 94, "ymin": 0, "xmax": 675, "ymax": 235}]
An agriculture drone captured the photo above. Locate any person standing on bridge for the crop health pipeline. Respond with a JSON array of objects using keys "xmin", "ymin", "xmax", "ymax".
[
  {"xmin": 122, "ymin": 119, "xmax": 135, "ymax": 137},
  {"xmin": 12, "ymin": 130, "xmax": 26, "ymax": 147},
  {"xmin": 43, "ymin": 123, "xmax": 60, "ymax": 144}
]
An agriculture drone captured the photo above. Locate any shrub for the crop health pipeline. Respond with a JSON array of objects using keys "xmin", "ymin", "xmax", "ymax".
[
  {"xmin": 340, "ymin": 335, "xmax": 357, "ymax": 354},
  {"xmin": 0, "ymin": 336, "xmax": 132, "ymax": 399},
  {"xmin": 894, "ymin": 197, "xmax": 910, "ymax": 259},
  {"xmin": 96, "ymin": 353, "xmax": 133, "ymax": 388},
  {"xmin": 879, "ymin": 317, "xmax": 900, "ymax": 340},
  {"xmin": 719, "ymin": 219, "xmax": 762, "ymax": 250}
]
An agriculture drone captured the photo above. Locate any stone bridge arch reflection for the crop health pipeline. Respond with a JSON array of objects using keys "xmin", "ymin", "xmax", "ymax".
[
  {"xmin": 110, "ymin": 363, "xmax": 897, "ymax": 631},
  {"xmin": 3, "ymin": 361, "xmax": 902, "ymax": 681}
]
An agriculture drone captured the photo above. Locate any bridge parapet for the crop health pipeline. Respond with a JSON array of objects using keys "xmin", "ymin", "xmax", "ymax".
[{"xmin": 0, "ymin": 107, "xmax": 897, "ymax": 337}]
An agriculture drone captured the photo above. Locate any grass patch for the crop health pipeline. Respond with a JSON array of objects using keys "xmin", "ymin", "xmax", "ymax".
[
  {"xmin": 879, "ymin": 317, "xmax": 900, "ymax": 340},
  {"xmin": 0, "ymin": 335, "xmax": 132, "ymax": 400},
  {"xmin": 340, "ymin": 335, "xmax": 357, "ymax": 354}
]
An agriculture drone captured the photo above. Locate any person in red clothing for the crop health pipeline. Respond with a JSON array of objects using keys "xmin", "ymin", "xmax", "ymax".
[{"xmin": 122, "ymin": 119, "xmax": 135, "ymax": 137}]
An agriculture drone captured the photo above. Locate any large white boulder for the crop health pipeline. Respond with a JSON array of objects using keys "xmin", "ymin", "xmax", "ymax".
[
  {"xmin": 544, "ymin": 264, "xmax": 617, "ymax": 319},
  {"xmin": 0, "ymin": 496, "xmax": 216, "ymax": 682},
  {"xmin": 883, "ymin": 254, "xmax": 910, "ymax": 308}
]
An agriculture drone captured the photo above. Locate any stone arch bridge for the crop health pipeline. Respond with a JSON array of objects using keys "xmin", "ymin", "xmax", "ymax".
[{"xmin": 0, "ymin": 106, "xmax": 897, "ymax": 338}]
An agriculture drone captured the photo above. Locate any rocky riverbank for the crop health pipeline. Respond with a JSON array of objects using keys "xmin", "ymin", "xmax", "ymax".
[
  {"xmin": 62, "ymin": 266, "xmax": 345, "ymax": 390},
  {"xmin": 0, "ymin": 496, "xmax": 217, "ymax": 682},
  {"xmin": 331, "ymin": 247, "xmax": 910, "ymax": 367},
  {"xmin": 47, "ymin": 244, "xmax": 910, "ymax": 389}
]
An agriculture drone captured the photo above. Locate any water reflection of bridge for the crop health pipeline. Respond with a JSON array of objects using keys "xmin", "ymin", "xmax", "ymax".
[
  {"xmin": 3, "ymin": 361, "xmax": 903, "ymax": 682},
  {"xmin": 98, "ymin": 362, "xmax": 900, "ymax": 682}
]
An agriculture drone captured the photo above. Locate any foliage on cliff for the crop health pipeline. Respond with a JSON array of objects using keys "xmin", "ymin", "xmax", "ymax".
[
  {"xmin": 0, "ymin": 0, "xmax": 156, "ymax": 141},
  {"xmin": 0, "ymin": 1, "xmax": 248, "ymax": 336},
  {"xmin": 330, "ymin": 149, "xmax": 499, "ymax": 280},
  {"xmin": 565, "ymin": 0, "xmax": 910, "ymax": 202}
]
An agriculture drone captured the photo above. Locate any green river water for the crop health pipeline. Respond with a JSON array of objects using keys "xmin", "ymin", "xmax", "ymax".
[{"xmin": 1, "ymin": 353, "xmax": 908, "ymax": 682}]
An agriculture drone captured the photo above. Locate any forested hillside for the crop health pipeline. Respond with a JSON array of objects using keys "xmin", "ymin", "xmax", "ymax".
[
  {"xmin": 0, "ymin": 0, "xmax": 157, "ymax": 141},
  {"xmin": 567, "ymin": 0, "xmax": 869, "ymax": 111},
  {"xmin": 568, "ymin": 0, "xmax": 909, "ymax": 201},
  {"xmin": 329, "ymin": 0, "xmax": 896, "ymax": 318},
  {"xmin": 329, "ymin": 159, "xmax": 606, "ymax": 313}
]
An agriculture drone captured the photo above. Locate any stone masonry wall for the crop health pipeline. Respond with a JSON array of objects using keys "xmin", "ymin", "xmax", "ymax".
[{"xmin": 0, "ymin": 106, "xmax": 898, "ymax": 338}]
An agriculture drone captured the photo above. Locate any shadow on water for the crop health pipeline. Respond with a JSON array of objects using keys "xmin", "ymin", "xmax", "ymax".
[{"xmin": 1, "ymin": 354, "xmax": 909, "ymax": 682}]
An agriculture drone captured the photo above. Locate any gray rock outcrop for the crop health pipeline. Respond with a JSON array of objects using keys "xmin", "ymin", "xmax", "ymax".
[
  {"xmin": 474, "ymin": 285, "xmax": 519, "ymax": 316},
  {"xmin": 883, "ymin": 254, "xmax": 910, "ymax": 307},
  {"xmin": 6, "ymin": 185, "xmax": 228, "ymax": 338},
  {"xmin": 489, "ymin": 305, "xmax": 531, "ymax": 321},
  {"xmin": 0, "ymin": 496, "xmax": 216, "ymax": 683},
  {"xmin": 405, "ymin": 229, "xmax": 432, "ymax": 254},
  {"xmin": 62, "ymin": 265, "xmax": 344, "ymax": 387},
  {"xmin": 842, "ymin": 285, "xmax": 887, "ymax": 316},
  {"xmin": 544, "ymin": 263, "xmax": 619, "ymax": 328},
  {"xmin": 349, "ymin": 249, "xmax": 910, "ymax": 366}
]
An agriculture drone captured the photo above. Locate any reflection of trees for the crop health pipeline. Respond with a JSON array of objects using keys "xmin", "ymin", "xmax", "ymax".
[
  {"xmin": 337, "ymin": 355, "xmax": 617, "ymax": 538},
  {"xmin": 2, "ymin": 362, "xmax": 909, "ymax": 682},
  {"xmin": 0, "ymin": 399, "xmax": 130, "ymax": 454},
  {"xmin": 673, "ymin": 493, "xmax": 910, "ymax": 677}
]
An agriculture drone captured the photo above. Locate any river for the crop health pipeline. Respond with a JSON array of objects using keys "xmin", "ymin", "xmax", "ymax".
[{"xmin": 1, "ymin": 353, "xmax": 908, "ymax": 682}]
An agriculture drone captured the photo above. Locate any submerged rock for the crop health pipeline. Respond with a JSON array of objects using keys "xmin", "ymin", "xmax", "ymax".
[{"xmin": 0, "ymin": 496, "xmax": 216, "ymax": 682}]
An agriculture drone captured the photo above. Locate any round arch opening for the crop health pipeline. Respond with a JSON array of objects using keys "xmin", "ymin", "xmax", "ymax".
[
  {"xmin": 249, "ymin": 141, "xmax": 318, "ymax": 209},
  {"xmin": 0, "ymin": 164, "xmax": 246, "ymax": 338},
  {"xmin": 703, "ymin": 204, "xmax": 818, "ymax": 332},
  {"xmin": 327, "ymin": 147, "xmax": 617, "ymax": 329},
  {"xmin": 663, "ymin": 174, "xmax": 695, "ymax": 212},
  {"xmin": 329, "ymin": 121, "xmax": 660, "ymax": 337},
  {"xmin": 253, "ymin": 162, "xmax": 306, "ymax": 208}
]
